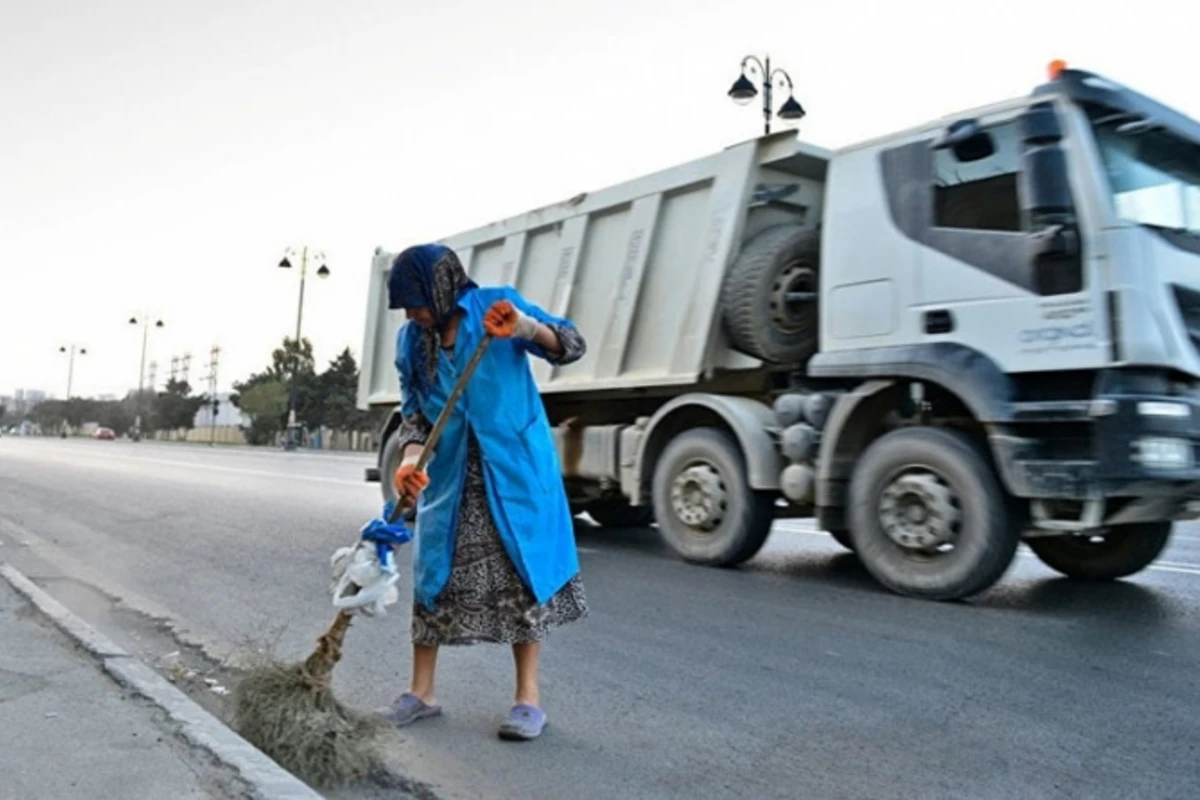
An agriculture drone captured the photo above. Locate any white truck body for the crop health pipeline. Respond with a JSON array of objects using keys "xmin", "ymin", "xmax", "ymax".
[{"xmin": 358, "ymin": 133, "xmax": 830, "ymax": 407}]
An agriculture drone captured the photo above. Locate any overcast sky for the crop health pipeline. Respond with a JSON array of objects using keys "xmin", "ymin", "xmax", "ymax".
[{"xmin": 2, "ymin": 0, "xmax": 1197, "ymax": 399}]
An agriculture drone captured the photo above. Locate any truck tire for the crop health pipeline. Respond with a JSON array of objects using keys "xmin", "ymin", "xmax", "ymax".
[
  {"xmin": 379, "ymin": 429, "xmax": 402, "ymax": 506},
  {"xmin": 721, "ymin": 225, "xmax": 820, "ymax": 364},
  {"xmin": 828, "ymin": 529, "xmax": 856, "ymax": 552},
  {"xmin": 378, "ymin": 428, "xmax": 416, "ymax": 523},
  {"xmin": 848, "ymin": 427, "xmax": 1018, "ymax": 600},
  {"xmin": 587, "ymin": 498, "xmax": 654, "ymax": 528},
  {"xmin": 652, "ymin": 427, "xmax": 775, "ymax": 566},
  {"xmin": 1027, "ymin": 522, "xmax": 1172, "ymax": 580}
]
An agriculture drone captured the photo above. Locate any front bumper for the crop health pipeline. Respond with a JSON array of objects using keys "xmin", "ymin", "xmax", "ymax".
[{"xmin": 995, "ymin": 392, "xmax": 1200, "ymax": 503}]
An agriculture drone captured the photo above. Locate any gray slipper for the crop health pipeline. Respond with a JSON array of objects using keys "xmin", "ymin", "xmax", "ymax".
[
  {"xmin": 498, "ymin": 704, "xmax": 546, "ymax": 741},
  {"xmin": 379, "ymin": 692, "xmax": 442, "ymax": 727}
]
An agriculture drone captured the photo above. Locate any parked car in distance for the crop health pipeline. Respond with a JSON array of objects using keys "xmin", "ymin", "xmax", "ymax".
[{"xmin": 92, "ymin": 427, "xmax": 116, "ymax": 440}]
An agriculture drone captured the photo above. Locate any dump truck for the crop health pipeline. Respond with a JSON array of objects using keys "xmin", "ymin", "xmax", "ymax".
[{"xmin": 359, "ymin": 63, "xmax": 1200, "ymax": 600}]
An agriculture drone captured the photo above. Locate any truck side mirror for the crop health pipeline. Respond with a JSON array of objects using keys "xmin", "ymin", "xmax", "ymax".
[
  {"xmin": 1018, "ymin": 102, "xmax": 1081, "ymax": 294},
  {"xmin": 1020, "ymin": 144, "xmax": 1075, "ymax": 221},
  {"xmin": 1018, "ymin": 102, "xmax": 1063, "ymax": 145},
  {"xmin": 1018, "ymin": 102, "xmax": 1075, "ymax": 220},
  {"xmin": 931, "ymin": 118, "xmax": 996, "ymax": 163}
]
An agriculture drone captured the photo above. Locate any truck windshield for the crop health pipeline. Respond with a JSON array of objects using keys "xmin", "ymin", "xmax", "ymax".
[{"xmin": 1090, "ymin": 110, "xmax": 1200, "ymax": 234}]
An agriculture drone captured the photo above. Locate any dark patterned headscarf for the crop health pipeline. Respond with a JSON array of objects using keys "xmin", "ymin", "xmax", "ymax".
[{"xmin": 388, "ymin": 244, "xmax": 477, "ymax": 396}]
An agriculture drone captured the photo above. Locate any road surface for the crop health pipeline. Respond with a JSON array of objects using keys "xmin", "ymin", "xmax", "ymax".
[{"xmin": 2, "ymin": 437, "xmax": 1199, "ymax": 799}]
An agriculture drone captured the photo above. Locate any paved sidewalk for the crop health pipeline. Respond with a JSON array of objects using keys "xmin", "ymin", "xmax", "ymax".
[{"xmin": 0, "ymin": 577, "xmax": 243, "ymax": 800}]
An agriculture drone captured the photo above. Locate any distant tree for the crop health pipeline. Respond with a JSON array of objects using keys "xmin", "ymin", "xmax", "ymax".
[
  {"xmin": 66, "ymin": 398, "xmax": 99, "ymax": 428},
  {"xmin": 30, "ymin": 400, "xmax": 67, "ymax": 431},
  {"xmin": 314, "ymin": 348, "xmax": 371, "ymax": 444},
  {"xmin": 96, "ymin": 399, "xmax": 136, "ymax": 436},
  {"xmin": 122, "ymin": 388, "xmax": 159, "ymax": 436},
  {"xmin": 154, "ymin": 379, "xmax": 207, "ymax": 434},
  {"xmin": 234, "ymin": 380, "xmax": 289, "ymax": 445},
  {"xmin": 233, "ymin": 336, "xmax": 322, "ymax": 445},
  {"xmin": 272, "ymin": 337, "xmax": 316, "ymax": 380},
  {"xmin": 277, "ymin": 337, "xmax": 321, "ymax": 431},
  {"xmin": 0, "ymin": 404, "xmax": 21, "ymax": 429},
  {"xmin": 28, "ymin": 397, "xmax": 133, "ymax": 436}
]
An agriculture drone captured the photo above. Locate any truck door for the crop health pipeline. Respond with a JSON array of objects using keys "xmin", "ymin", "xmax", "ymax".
[{"xmin": 895, "ymin": 104, "xmax": 1111, "ymax": 373}]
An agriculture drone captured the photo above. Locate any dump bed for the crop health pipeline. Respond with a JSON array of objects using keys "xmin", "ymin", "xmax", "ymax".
[{"xmin": 358, "ymin": 131, "xmax": 830, "ymax": 409}]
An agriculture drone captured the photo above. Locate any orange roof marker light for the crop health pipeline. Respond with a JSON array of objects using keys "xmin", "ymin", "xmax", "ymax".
[{"xmin": 1048, "ymin": 59, "xmax": 1068, "ymax": 80}]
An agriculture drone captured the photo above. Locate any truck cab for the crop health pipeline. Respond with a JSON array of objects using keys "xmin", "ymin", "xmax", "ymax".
[{"xmin": 799, "ymin": 64, "xmax": 1200, "ymax": 596}]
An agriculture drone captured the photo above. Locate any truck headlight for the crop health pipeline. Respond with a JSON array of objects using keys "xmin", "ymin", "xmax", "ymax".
[
  {"xmin": 1137, "ymin": 401, "xmax": 1191, "ymax": 419},
  {"xmin": 1132, "ymin": 437, "xmax": 1194, "ymax": 470}
]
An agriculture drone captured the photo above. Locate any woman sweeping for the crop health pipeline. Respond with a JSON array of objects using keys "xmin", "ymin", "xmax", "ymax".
[{"xmin": 380, "ymin": 243, "xmax": 588, "ymax": 741}]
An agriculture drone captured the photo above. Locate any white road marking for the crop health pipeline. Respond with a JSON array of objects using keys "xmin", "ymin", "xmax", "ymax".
[
  {"xmin": 21, "ymin": 448, "xmax": 368, "ymax": 488},
  {"xmin": 774, "ymin": 523, "xmax": 822, "ymax": 535},
  {"xmin": 1139, "ymin": 563, "xmax": 1200, "ymax": 577},
  {"xmin": 131, "ymin": 444, "xmax": 373, "ymax": 464},
  {"xmin": 6, "ymin": 439, "xmax": 374, "ymax": 465},
  {"xmin": 1155, "ymin": 559, "xmax": 1200, "ymax": 569}
]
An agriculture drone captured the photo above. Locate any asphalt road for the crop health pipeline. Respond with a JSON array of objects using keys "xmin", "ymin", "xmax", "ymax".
[{"xmin": 3, "ymin": 437, "xmax": 1200, "ymax": 800}]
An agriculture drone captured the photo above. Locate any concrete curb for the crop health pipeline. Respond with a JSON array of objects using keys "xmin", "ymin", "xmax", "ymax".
[{"xmin": 0, "ymin": 562, "xmax": 324, "ymax": 800}]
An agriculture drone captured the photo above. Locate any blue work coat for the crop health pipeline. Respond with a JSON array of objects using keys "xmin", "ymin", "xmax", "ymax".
[{"xmin": 394, "ymin": 285, "xmax": 581, "ymax": 611}]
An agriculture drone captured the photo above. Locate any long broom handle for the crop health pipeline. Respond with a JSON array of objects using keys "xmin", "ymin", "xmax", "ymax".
[
  {"xmin": 323, "ymin": 335, "xmax": 493, "ymax": 639},
  {"xmin": 386, "ymin": 333, "xmax": 492, "ymax": 524}
]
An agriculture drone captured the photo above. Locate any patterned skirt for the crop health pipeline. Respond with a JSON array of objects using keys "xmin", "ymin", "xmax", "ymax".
[{"xmin": 411, "ymin": 435, "xmax": 588, "ymax": 647}]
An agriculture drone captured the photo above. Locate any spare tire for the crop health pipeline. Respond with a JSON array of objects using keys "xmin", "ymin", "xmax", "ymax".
[{"xmin": 721, "ymin": 225, "xmax": 820, "ymax": 364}]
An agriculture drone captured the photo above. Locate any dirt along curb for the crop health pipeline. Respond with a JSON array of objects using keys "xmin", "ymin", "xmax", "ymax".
[{"xmin": 0, "ymin": 562, "xmax": 325, "ymax": 800}]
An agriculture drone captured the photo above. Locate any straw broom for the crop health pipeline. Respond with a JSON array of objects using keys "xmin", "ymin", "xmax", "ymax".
[{"xmin": 229, "ymin": 335, "xmax": 492, "ymax": 788}]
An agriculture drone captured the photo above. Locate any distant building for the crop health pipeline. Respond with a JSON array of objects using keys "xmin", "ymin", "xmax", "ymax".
[
  {"xmin": 7, "ymin": 389, "xmax": 48, "ymax": 416},
  {"xmin": 16, "ymin": 389, "xmax": 48, "ymax": 408},
  {"xmin": 192, "ymin": 392, "xmax": 251, "ymax": 428}
]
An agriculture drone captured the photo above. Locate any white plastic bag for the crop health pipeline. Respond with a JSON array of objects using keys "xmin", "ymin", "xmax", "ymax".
[{"xmin": 329, "ymin": 541, "xmax": 399, "ymax": 617}]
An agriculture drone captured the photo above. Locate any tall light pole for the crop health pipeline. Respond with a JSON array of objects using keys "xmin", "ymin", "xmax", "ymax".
[
  {"xmin": 59, "ymin": 344, "xmax": 87, "ymax": 399},
  {"xmin": 728, "ymin": 54, "xmax": 806, "ymax": 136},
  {"xmin": 278, "ymin": 246, "xmax": 330, "ymax": 451},
  {"xmin": 129, "ymin": 313, "xmax": 165, "ymax": 442},
  {"xmin": 57, "ymin": 344, "xmax": 86, "ymax": 437}
]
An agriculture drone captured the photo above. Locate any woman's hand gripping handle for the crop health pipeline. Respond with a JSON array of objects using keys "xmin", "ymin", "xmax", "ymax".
[{"xmin": 394, "ymin": 448, "xmax": 430, "ymax": 506}]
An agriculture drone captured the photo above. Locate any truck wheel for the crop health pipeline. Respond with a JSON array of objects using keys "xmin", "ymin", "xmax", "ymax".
[
  {"xmin": 1027, "ymin": 522, "xmax": 1172, "ymax": 580},
  {"xmin": 587, "ymin": 498, "xmax": 654, "ymax": 528},
  {"xmin": 828, "ymin": 529, "xmax": 856, "ymax": 552},
  {"xmin": 721, "ymin": 225, "xmax": 820, "ymax": 365},
  {"xmin": 652, "ymin": 427, "xmax": 775, "ymax": 566},
  {"xmin": 378, "ymin": 429, "xmax": 417, "ymax": 522},
  {"xmin": 848, "ymin": 427, "xmax": 1017, "ymax": 600},
  {"xmin": 379, "ymin": 429, "xmax": 402, "ymax": 506}
]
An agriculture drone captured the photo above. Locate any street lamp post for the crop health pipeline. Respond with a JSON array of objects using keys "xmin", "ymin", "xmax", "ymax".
[
  {"xmin": 278, "ymin": 246, "xmax": 330, "ymax": 451},
  {"xmin": 57, "ymin": 344, "xmax": 86, "ymax": 437},
  {"xmin": 728, "ymin": 54, "xmax": 807, "ymax": 136},
  {"xmin": 129, "ymin": 314, "xmax": 165, "ymax": 442},
  {"xmin": 59, "ymin": 344, "xmax": 87, "ymax": 400}
]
